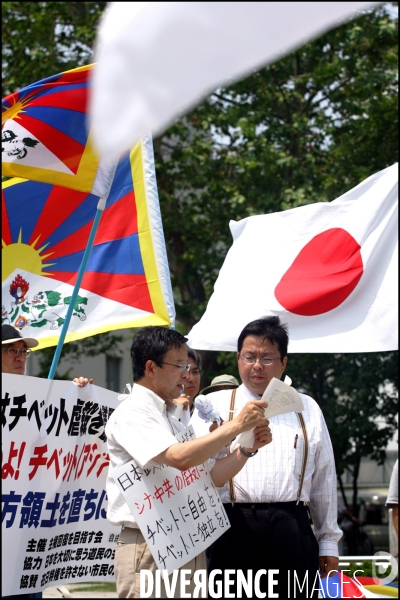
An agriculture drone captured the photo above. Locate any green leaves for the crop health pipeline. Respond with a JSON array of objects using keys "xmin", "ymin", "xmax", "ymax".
[{"xmin": 2, "ymin": 2, "xmax": 107, "ymax": 95}]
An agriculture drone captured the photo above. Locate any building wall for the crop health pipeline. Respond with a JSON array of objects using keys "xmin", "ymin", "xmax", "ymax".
[
  {"xmin": 341, "ymin": 449, "xmax": 398, "ymax": 496},
  {"xmin": 26, "ymin": 328, "xmax": 135, "ymax": 393}
]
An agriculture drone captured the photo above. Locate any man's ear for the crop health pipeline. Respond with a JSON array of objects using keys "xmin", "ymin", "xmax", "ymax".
[
  {"xmin": 144, "ymin": 359, "xmax": 156, "ymax": 378},
  {"xmin": 281, "ymin": 356, "xmax": 288, "ymax": 374}
]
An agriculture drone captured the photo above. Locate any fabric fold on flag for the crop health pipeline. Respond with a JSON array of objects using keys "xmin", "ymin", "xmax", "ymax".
[
  {"xmin": 2, "ymin": 137, "xmax": 175, "ymax": 349},
  {"xmin": 187, "ymin": 164, "xmax": 398, "ymax": 353}
]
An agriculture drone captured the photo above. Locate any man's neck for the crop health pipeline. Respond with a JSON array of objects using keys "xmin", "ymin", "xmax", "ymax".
[
  {"xmin": 243, "ymin": 383, "xmax": 262, "ymax": 399},
  {"xmin": 135, "ymin": 379, "xmax": 168, "ymax": 402}
]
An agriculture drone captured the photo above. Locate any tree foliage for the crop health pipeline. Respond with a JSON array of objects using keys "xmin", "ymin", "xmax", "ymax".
[
  {"xmin": 288, "ymin": 352, "xmax": 398, "ymax": 511},
  {"xmin": 2, "ymin": 2, "xmax": 398, "ymax": 495},
  {"xmin": 2, "ymin": 1, "xmax": 107, "ymax": 96},
  {"xmin": 33, "ymin": 331, "xmax": 125, "ymax": 380}
]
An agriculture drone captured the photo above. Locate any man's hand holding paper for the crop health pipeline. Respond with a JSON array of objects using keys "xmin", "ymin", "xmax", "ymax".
[{"xmin": 232, "ymin": 377, "xmax": 304, "ymax": 450}]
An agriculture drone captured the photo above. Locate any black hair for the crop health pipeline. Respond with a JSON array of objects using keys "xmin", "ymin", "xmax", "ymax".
[
  {"xmin": 237, "ymin": 316, "xmax": 289, "ymax": 358},
  {"xmin": 187, "ymin": 347, "xmax": 202, "ymax": 371},
  {"xmin": 131, "ymin": 326, "xmax": 188, "ymax": 381}
]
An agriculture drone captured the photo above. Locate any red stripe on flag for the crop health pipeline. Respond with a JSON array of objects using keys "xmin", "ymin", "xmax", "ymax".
[
  {"xmin": 32, "ymin": 87, "xmax": 87, "ymax": 111},
  {"xmin": 28, "ymin": 186, "xmax": 89, "ymax": 247},
  {"xmin": 49, "ymin": 271, "xmax": 154, "ymax": 313},
  {"xmin": 49, "ymin": 191, "xmax": 138, "ymax": 258},
  {"xmin": 1, "ymin": 189, "xmax": 12, "ymax": 245},
  {"xmin": 17, "ymin": 114, "xmax": 85, "ymax": 174},
  {"xmin": 58, "ymin": 66, "xmax": 93, "ymax": 84},
  {"xmin": 95, "ymin": 191, "xmax": 138, "ymax": 244}
]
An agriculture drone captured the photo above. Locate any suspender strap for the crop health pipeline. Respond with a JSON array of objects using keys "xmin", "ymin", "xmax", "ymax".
[
  {"xmin": 295, "ymin": 412, "xmax": 308, "ymax": 504},
  {"xmin": 227, "ymin": 391, "xmax": 308, "ymax": 506},
  {"xmin": 227, "ymin": 389, "xmax": 237, "ymax": 504}
]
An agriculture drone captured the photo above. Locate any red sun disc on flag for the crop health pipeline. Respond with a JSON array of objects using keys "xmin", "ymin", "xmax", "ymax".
[{"xmin": 274, "ymin": 228, "xmax": 364, "ymax": 316}]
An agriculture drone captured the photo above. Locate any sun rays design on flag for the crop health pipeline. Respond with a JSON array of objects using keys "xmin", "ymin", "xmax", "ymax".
[
  {"xmin": 2, "ymin": 154, "xmax": 155, "ymax": 313},
  {"xmin": 2, "ymin": 228, "xmax": 55, "ymax": 279}
]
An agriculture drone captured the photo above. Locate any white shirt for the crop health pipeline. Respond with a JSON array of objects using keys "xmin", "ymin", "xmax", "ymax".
[
  {"xmin": 189, "ymin": 383, "xmax": 342, "ymax": 557},
  {"xmin": 105, "ymin": 383, "xmax": 215, "ymax": 529},
  {"xmin": 386, "ymin": 459, "xmax": 398, "ymax": 505},
  {"xmin": 105, "ymin": 383, "xmax": 183, "ymax": 528}
]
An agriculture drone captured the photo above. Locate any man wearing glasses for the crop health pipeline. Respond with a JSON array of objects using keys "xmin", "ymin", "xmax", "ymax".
[
  {"xmin": 2, "ymin": 325, "xmax": 92, "ymax": 387},
  {"xmin": 105, "ymin": 325, "xmax": 272, "ymax": 598},
  {"xmin": 190, "ymin": 316, "xmax": 342, "ymax": 599},
  {"xmin": 2, "ymin": 324, "xmax": 39, "ymax": 375}
]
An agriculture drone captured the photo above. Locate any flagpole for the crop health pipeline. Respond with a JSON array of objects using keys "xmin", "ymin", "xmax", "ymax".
[{"xmin": 48, "ymin": 197, "xmax": 106, "ymax": 379}]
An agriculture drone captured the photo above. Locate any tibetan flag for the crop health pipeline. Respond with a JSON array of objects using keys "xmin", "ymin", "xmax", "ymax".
[
  {"xmin": 2, "ymin": 137, "xmax": 175, "ymax": 349},
  {"xmin": 2, "ymin": 64, "xmax": 115, "ymax": 198},
  {"xmin": 187, "ymin": 164, "xmax": 398, "ymax": 353},
  {"xmin": 357, "ymin": 577, "xmax": 399, "ymax": 598}
]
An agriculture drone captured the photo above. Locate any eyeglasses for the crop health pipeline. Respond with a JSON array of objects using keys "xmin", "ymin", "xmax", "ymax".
[
  {"xmin": 161, "ymin": 361, "xmax": 191, "ymax": 373},
  {"xmin": 2, "ymin": 347, "xmax": 31, "ymax": 358},
  {"xmin": 239, "ymin": 354, "xmax": 282, "ymax": 366}
]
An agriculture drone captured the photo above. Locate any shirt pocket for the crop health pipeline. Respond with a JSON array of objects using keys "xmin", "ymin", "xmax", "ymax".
[{"xmin": 293, "ymin": 434, "xmax": 305, "ymax": 480}]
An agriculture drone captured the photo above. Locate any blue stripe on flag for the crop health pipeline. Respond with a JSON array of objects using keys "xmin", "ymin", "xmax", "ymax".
[
  {"xmin": 47, "ymin": 235, "xmax": 145, "ymax": 274},
  {"xmin": 24, "ymin": 106, "xmax": 88, "ymax": 146},
  {"xmin": 5, "ymin": 181, "xmax": 54, "ymax": 243}
]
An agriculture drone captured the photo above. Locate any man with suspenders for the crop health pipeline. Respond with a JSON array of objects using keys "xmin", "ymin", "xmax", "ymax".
[{"xmin": 190, "ymin": 316, "xmax": 342, "ymax": 598}]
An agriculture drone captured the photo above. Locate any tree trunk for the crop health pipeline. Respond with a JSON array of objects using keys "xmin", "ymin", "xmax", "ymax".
[
  {"xmin": 351, "ymin": 457, "xmax": 361, "ymax": 518},
  {"xmin": 338, "ymin": 474, "xmax": 349, "ymax": 508}
]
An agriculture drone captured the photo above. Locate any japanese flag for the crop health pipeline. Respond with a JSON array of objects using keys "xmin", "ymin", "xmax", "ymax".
[{"xmin": 187, "ymin": 164, "xmax": 398, "ymax": 353}]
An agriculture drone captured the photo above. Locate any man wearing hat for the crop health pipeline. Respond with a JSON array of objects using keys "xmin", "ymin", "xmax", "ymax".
[
  {"xmin": 2, "ymin": 324, "xmax": 39, "ymax": 376},
  {"xmin": 200, "ymin": 373, "xmax": 239, "ymax": 395},
  {"xmin": 2, "ymin": 324, "xmax": 92, "ymax": 388}
]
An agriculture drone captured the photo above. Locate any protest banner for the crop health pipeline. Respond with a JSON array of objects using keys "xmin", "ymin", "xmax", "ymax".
[
  {"xmin": 113, "ymin": 426, "xmax": 230, "ymax": 574},
  {"xmin": 1, "ymin": 373, "xmax": 120, "ymax": 596}
]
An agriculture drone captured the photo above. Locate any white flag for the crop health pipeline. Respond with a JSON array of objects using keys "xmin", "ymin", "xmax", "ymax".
[
  {"xmin": 90, "ymin": 2, "xmax": 379, "ymax": 159},
  {"xmin": 187, "ymin": 164, "xmax": 398, "ymax": 353}
]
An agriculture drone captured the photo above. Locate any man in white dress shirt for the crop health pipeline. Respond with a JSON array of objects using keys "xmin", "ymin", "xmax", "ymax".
[
  {"xmin": 190, "ymin": 316, "xmax": 342, "ymax": 598},
  {"xmin": 105, "ymin": 326, "xmax": 272, "ymax": 598},
  {"xmin": 386, "ymin": 458, "xmax": 398, "ymax": 547}
]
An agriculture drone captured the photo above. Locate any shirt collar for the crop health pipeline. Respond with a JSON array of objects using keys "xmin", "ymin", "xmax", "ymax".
[
  {"xmin": 241, "ymin": 382, "xmax": 262, "ymax": 400},
  {"xmin": 132, "ymin": 383, "xmax": 167, "ymax": 414}
]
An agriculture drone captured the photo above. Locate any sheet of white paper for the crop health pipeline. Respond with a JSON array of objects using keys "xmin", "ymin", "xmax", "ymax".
[
  {"xmin": 232, "ymin": 377, "xmax": 304, "ymax": 450},
  {"xmin": 262, "ymin": 377, "xmax": 304, "ymax": 418}
]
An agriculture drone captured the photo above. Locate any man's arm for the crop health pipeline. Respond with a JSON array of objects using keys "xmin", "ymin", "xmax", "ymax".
[
  {"xmin": 392, "ymin": 504, "xmax": 398, "ymax": 543},
  {"xmin": 386, "ymin": 460, "xmax": 398, "ymax": 546},
  {"xmin": 306, "ymin": 401, "xmax": 342, "ymax": 565},
  {"xmin": 319, "ymin": 556, "xmax": 339, "ymax": 578},
  {"xmin": 154, "ymin": 399, "xmax": 267, "ymax": 471}
]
